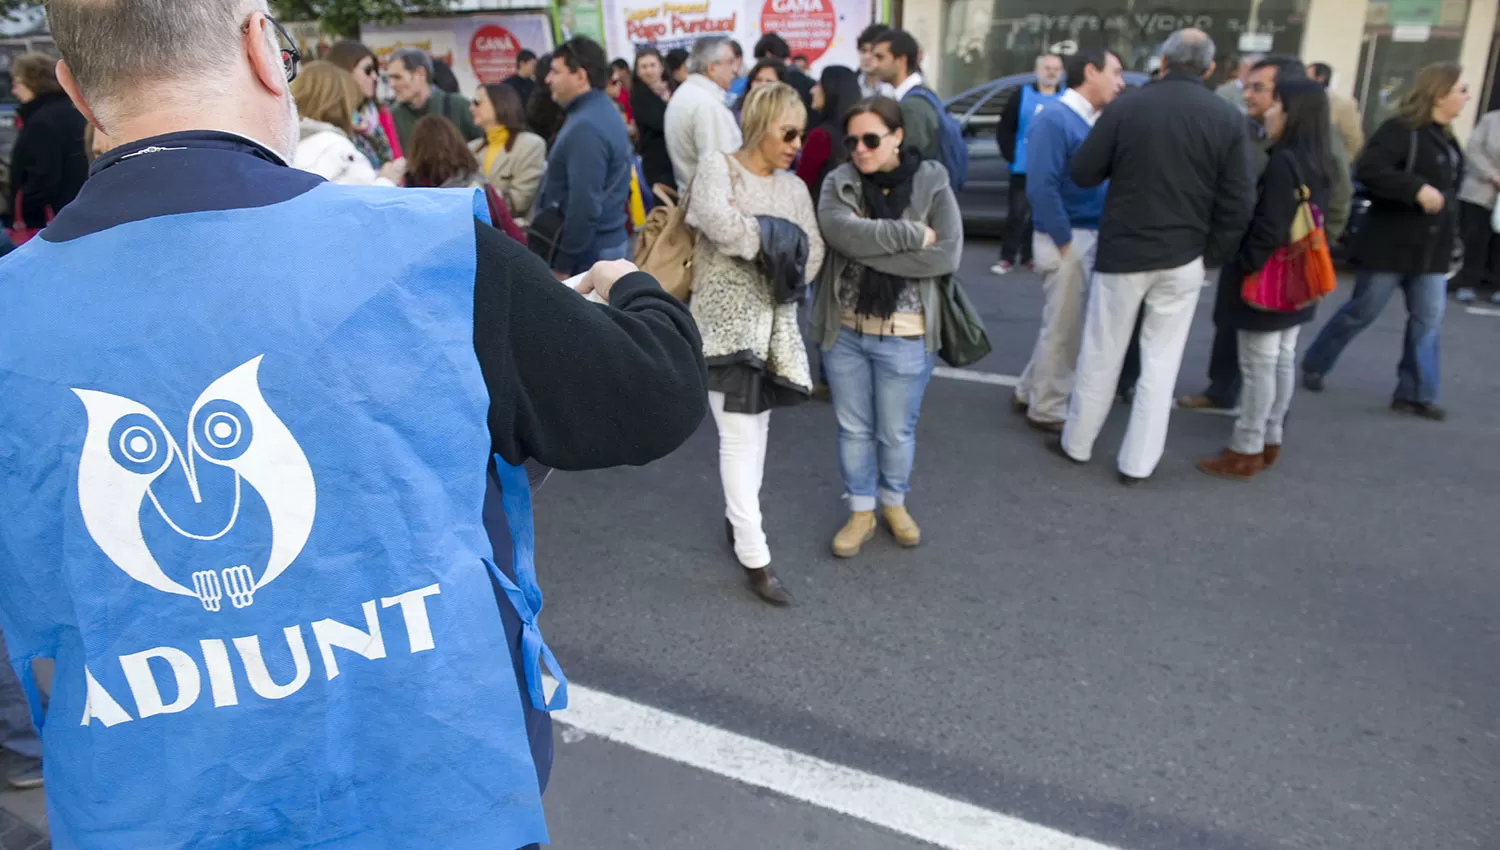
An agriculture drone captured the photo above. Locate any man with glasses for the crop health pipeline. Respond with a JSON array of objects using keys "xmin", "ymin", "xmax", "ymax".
[
  {"xmin": 388, "ymin": 46, "xmax": 482, "ymax": 150},
  {"xmin": 1178, "ymin": 56, "xmax": 1351, "ymax": 414},
  {"xmin": 0, "ymin": 3, "xmax": 708, "ymax": 849}
]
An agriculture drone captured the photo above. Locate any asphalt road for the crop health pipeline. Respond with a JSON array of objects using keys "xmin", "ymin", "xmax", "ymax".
[
  {"xmin": 4, "ymin": 243, "xmax": 1497, "ymax": 849},
  {"xmin": 533, "ymin": 243, "xmax": 1500, "ymax": 850}
]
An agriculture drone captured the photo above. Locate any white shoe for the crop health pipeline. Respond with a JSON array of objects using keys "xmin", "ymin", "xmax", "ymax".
[
  {"xmin": 990, "ymin": 261, "xmax": 1014, "ymax": 276},
  {"xmin": 1456, "ymin": 287, "xmax": 1476, "ymax": 303}
]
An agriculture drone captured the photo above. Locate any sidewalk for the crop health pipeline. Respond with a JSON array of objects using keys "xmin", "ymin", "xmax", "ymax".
[{"xmin": 0, "ymin": 787, "xmax": 45, "ymax": 850}]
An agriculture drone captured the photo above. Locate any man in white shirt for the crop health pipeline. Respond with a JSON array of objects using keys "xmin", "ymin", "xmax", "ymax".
[
  {"xmin": 870, "ymin": 29, "xmax": 938, "ymax": 160},
  {"xmin": 664, "ymin": 36, "xmax": 742, "ymax": 193}
]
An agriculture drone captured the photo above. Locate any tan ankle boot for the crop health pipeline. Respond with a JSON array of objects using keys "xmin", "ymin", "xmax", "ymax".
[
  {"xmin": 832, "ymin": 512, "xmax": 876, "ymax": 558},
  {"xmin": 881, "ymin": 505, "xmax": 921, "ymax": 548}
]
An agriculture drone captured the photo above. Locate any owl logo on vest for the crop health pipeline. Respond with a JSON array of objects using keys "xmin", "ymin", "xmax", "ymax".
[{"xmin": 72, "ymin": 356, "xmax": 316, "ymax": 612}]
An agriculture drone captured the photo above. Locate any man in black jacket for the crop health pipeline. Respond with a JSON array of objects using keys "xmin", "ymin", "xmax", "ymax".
[{"xmin": 1058, "ymin": 28, "xmax": 1254, "ymax": 485}]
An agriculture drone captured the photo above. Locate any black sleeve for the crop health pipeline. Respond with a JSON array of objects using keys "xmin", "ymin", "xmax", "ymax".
[
  {"xmin": 471, "ymin": 220, "xmax": 708, "ymax": 471},
  {"xmin": 997, "ymin": 88, "xmax": 1022, "ymax": 163},
  {"xmin": 1355, "ymin": 119, "xmax": 1425, "ymax": 205},
  {"xmin": 1068, "ymin": 103, "xmax": 1117, "ymax": 188},
  {"xmin": 1204, "ymin": 119, "xmax": 1256, "ymax": 268},
  {"xmin": 11, "ymin": 121, "xmax": 67, "ymax": 226},
  {"xmin": 1235, "ymin": 151, "xmax": 1297, "ymax": 273}
]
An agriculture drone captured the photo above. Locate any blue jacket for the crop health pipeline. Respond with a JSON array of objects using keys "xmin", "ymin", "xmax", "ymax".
[
  {"xmin": 537, "ymin": 89, "xmax": 634, "ymax": 274},
  {"xmin": 1024, "ymin": 97, "xmax": 1106, "ymax": 247}
]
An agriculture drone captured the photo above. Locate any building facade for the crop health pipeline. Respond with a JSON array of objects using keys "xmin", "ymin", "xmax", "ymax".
[{"xmin": 900, "ymin": 0, "xmax": 1499, "ymax": 137}]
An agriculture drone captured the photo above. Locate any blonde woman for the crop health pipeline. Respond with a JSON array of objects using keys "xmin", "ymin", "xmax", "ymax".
[
  {"xmin": 291, "ymin": 61, "xmax": 405, "ymax": 186},
  {"xmin": 687, "ymin": 82, "xmax": 824, "ymax": 606}
]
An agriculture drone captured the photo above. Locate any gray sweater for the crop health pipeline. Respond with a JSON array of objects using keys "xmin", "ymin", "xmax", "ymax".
[{"xmin": 811, "ymin": 160, "xmax": 964, "ymax": 354}]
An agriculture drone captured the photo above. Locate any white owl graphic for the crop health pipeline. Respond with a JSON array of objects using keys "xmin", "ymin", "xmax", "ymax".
[{"xmin": 72, "ymin": 356, "xmax": 316, "ymax": 612}]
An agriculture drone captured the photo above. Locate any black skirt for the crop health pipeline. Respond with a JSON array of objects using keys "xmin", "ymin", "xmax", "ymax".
[{"xmin": 707, "ymin": 351, "xmax": 809, "ymax": 415}]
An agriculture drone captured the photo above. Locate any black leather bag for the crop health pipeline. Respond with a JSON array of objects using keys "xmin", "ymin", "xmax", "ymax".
[{"xmin": 526, "ymin": 162, "xmax": 632, "ymax": 268}]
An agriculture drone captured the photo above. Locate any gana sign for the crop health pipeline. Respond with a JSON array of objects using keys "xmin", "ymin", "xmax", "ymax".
[{"xmin": 470, "ymin": 24, "xmax": 521, "ymax": 84}]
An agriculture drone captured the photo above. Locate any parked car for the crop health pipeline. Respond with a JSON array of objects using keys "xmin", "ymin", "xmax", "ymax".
[{"xmin": 945, "ymin": 71, "xmax": 1151, "ymax": 237}]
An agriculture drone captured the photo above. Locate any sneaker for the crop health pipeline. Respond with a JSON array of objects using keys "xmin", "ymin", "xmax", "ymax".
[
  {"xmin": 1490, "ymin": 291, "xmax": 1500, "ymax": 305},
  {"xmin": 989, "ymin": 261, "xmax": 1014, "ymax": 276},
  {"xmin": 1302, "ymin": 372, "xmax": 1325, "ymax": 392},
  {"xmin": 1456, "ymin": 287, "xmax": 1476, "ymax": 303},
  {"xmin": 6, "ymin": 757, "xmax": 43, "ymax": 790},
  {"xmin": 1391, "ymin": 399, "xmax": 1447, "ymax": 421}
]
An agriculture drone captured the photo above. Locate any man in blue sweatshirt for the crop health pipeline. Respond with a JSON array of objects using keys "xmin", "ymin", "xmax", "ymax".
[
  {"xmin": 1012, "ymin": 47, "xmax": 1126, "ymax": 432},
  {"xmin": 537, "ymin": 36, "xmax": 634, "ymax": 277}
]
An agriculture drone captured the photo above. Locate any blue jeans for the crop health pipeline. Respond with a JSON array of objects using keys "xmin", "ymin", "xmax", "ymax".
[
  {"xmin": 0, "ymin": 629, "xmax": 41, "ymax": 761},
  {"xmin": 596, "ymin": 238, "xmax": 632, "ymax": 262},
  {"xmin": 1303, "ymin": 270, "xmax": 1446, "ymax": 404},
  {"xmin": 824, "ymin": 328, "xmax": 937, "ymax": 511}
]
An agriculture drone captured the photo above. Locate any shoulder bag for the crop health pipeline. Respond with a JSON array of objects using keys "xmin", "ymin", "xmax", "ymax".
[
  {"xmin": 937, "ymin": 274, "xmax": 992, "ymax": 367},
  {"xmin": 1240, "ymin": 159, "xmax": 1337, "ymax": 312}
]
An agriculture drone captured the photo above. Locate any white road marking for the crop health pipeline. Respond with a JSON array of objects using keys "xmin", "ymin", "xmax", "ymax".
[
  {"xmin": 555, "ymin": 682, "xmax": 1125, "ymax": 850},
  {"xmin": 932, "ymin": 366, "xmax": 1020, "ymax": 387},
  {"xmin": 1464, "ymin": 306, "xmax": 1500, "ymax": 317}
]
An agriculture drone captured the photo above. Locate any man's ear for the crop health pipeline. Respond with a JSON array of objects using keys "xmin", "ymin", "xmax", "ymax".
[
  {"xmin": 56, "ymin": 60, "xmax": 105, "ymax": 133},
  {"xmin": 1202, "ymin": 60, "xmax": 1217, "ymax": 82},
  {"xmin": 243, "ymin": 12, "xmax": 289, "ymax": 97}
]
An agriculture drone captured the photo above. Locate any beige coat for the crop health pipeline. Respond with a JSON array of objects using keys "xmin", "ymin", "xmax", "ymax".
[
  {"xmin": 469, "ymin": 130, "xmax": 547, "ymax": 219},
  {"xmin": 1328, "ymin": 91, "xmax": 1365, "ymax": 164}
]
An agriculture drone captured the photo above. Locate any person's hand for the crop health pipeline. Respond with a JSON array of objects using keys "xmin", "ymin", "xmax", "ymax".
[
  {"xmin": 1416, "ymin": 184, "xmax": 1445, "ymax": 214},
  {"xmin": 379, "ymin": 158, "xmax": 407, "ymax": 184},
  {"xmin": 576, "ymin": 259, "xmax": 640, "ymax": 302},
  {"xmin": 922, "ymin": 226, "xmax": 937, "ymax": 248}
]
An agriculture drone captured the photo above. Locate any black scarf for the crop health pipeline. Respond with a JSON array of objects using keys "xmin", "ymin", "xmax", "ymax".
[{"xmin": 854, "ymin": 148, "xmax": 923, "ymax": 320}]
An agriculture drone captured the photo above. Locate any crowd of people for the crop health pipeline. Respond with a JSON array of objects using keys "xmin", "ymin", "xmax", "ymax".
[{"xmin": 0, "ymin": 4, "xmax": 1493, "ymax": 844}]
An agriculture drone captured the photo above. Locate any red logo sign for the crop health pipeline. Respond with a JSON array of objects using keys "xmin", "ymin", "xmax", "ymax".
[
  {"xmin": 760, "ymin": 0, "xmax": 837, "ymax": 66},
  {"xmin": 469, "ymin": 24, "xmax": 519, "ymax": 85}
]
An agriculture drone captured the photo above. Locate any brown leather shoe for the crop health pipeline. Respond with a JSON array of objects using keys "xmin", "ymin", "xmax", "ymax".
[
  {"xmin": 832, "ymin": 511, "xmax": 877, "ymax": 558},
  {"xmin": 1026, "ymin": 417, "xmax": 1064, "ymax": 434},
  {"xmin": 1262, "ymin": 444, "xmax": 1281, "ymax": 467},
  {"xmin": 881, "ymin": 505, "xmax": 921, "ymax": 548},
  {"xmin": 1197, "ymin": 448, "xmax": 1265, "ymax": 482},
  {"xmin": 744, "ymin": 566, "xmax": 792, "ymax": 606}
]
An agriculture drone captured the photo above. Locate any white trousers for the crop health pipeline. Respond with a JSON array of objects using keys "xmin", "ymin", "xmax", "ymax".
[
  {"xmin": 1063, "ymin": 257, "xmax": 1204, "ymax": 479},
  {"xmin": 1230, "ymin": 327, "xmax": 1300, "ymax": 454},
  {"xmin": 1016, "ymin": 229, "xmax": 1099, "ymax": 423},
  {"xmin": 709, "ymin": 391, "xmax": 772, "ymax": 569}
]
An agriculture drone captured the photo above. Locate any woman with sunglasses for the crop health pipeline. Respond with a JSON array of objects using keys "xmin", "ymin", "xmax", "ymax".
[
  {"xmin": 811, "ymin": 96, "xmax": 962, "ymax": 558},
  {"xmin": 324, "ymin": 40, "xmax": 403, "ymax": 168},
  {"xmin": 685, "ymin": 82, "xmax": 824, "ymax": 606},
  {"xmin": 469, "ymin": 83, "xmax": 547, "ymax": 221}
]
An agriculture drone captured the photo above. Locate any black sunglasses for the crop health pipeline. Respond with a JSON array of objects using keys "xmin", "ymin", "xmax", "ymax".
[
  {"xmin": 242, "ymin": 14, "xmax": 301, "ymax": 83},
  {"xmin": 780, "ymin": 127, "xmax": 804, "ymax": 144},
  {"xmin": 843, "ymin": 131, "xmax": 892, "ymax": 153}
]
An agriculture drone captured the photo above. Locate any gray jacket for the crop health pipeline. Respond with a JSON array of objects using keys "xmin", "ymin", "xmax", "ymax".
[
  {"xmin": 811, "ymin": 160, "xmax": 964, "ymax": 354},
  {"xmin": 1459, "ymin": 110, "xmax": 1500, "ymax": 210}
]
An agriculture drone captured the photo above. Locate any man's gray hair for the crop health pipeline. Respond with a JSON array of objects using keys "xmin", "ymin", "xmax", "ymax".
[
  {"xmin": 1160, "ymin": 28, "xmax": 1215, "ymax": 76},
  {"xmin": 46, "ymin": 0, "xmax": 251, "ymax": 113},
  {"xmin": 686, "ymin": 36, "xmax": 730, "ymax": 75},
  {"xmin": 388, "ymin": 47, "xmax": 433, "ymax": 79}
]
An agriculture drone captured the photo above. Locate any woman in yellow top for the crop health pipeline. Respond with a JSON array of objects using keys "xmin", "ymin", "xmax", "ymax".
[{"xmin": 469, "ymin": 83, "xmax": 547, "ymax": 221}]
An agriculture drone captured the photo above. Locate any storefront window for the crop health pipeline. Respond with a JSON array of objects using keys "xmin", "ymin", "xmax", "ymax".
[
  {"xmin": 940, "ymin": 0, "xmax": 1309, "ymax": 97},
  {"xmin": 1353, "ymin": 0, "xmax": 1469, "ymax": 136}
]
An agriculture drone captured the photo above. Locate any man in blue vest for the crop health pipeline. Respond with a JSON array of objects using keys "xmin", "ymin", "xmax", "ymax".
[
  {"xmin": 993, "ymin": 54, "xmax": 1064, "ymax": 276},
  {"xmin": 0, "ymin": 2, "xmax": 708, "ymax": 848}
]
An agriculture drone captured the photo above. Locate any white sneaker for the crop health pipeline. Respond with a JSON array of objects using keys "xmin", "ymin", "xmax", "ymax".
[
  {"xmin": 1456, "ymin": 287, "xmax": 1476, "ymax": 303},
  {"xmin": 1490, "ymin": 291, "xmax": 1500, "ymax": 305},
  {"xmin": 990, "ymin": 261, "xmax": 1014, "ymax": 276}
]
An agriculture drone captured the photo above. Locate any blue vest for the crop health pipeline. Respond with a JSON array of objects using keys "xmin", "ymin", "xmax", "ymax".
[
  {"xmin": 1010, "ymin": 85, "xmax": 1063, "ymax": 175},
  {"xmin": 0, "ymin": 182, "xmax": 562, "ymax": 849}
]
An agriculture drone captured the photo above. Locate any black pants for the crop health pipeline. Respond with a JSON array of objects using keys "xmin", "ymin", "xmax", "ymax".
[
  {"xmin": 1457, "ymin": 200, "xmax": 1500, "ymax": 293},
  {"xmin": 1001, "ymin": 174, "xmax": 1033, "ymax": 265},
  {"xmin": 1202, "ymin": 325, "xmax": 1242, "ymax": 407}
]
